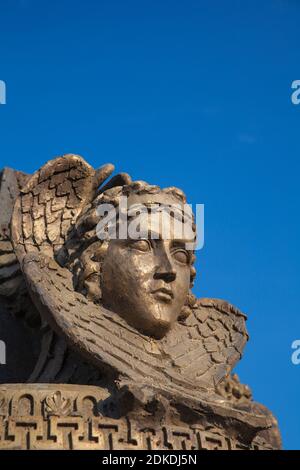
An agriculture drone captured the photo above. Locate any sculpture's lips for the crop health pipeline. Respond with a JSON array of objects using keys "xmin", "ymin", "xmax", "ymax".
[{"xmin": 151, "ymin": 287, "xmax": 174, "ymax": 302}]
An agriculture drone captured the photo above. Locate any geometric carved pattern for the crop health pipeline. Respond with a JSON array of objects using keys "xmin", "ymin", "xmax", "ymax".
[{"xmin": 0, "ymin": 384, "xmax": 272, "ymax": 450}]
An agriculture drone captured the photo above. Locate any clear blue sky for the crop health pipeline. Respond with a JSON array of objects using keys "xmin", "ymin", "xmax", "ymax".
[{"xmin": 0, "ymin": 0, "xmax": 299, "ymax": 449}]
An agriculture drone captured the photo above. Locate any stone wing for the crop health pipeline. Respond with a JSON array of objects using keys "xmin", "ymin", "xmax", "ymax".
[
  {"xmin": 11, "ymin": 154, "xmax": 114, "ymax": 263},
  {"xmin": 163, "ymin": 298, "xmax": 249, "ymax": 388}
]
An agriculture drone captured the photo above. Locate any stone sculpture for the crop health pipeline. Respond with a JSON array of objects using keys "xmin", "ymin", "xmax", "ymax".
[{"xmin": 0, "ymin": 155, "xmax": 281, "ymax": 450}]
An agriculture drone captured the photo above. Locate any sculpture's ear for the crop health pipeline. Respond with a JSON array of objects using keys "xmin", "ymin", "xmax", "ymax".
[
  {"xmin": 73, "ymin": 241, "xmax": 103, "ymax": 304},
  {"xmin": 166, "ymin": 298, "xmax": 249, "ymax": 388}
]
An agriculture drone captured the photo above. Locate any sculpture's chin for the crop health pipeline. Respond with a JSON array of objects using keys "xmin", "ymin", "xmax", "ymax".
[
  {"xmin": 139, "ymin": 319, "xmax": 171, "ymax": 340},
  {"xmin": 102, "ymin": 294, "xmax": 177, "ymax": 339},
  {"xmin": 125, "ymin": 309, "xmax": 175, "ymax": 340}
]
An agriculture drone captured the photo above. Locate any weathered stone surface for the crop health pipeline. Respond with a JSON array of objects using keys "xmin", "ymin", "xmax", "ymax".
[
  {"xmin": 0, "ymin": 384, "xmax": 278, "ymax": 450},
  {"xmin": 0, "ymin": 155, "xmax": 281, "ymax": 450}
]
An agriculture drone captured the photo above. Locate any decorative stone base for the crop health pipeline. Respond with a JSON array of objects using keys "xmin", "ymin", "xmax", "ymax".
[{"xmin": 0, "ymin": 384, "xmax": 274, "ymax": 450}]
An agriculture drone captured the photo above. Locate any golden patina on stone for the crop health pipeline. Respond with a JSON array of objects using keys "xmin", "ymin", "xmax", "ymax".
[{"xmin": 0, "ymin": 156, "xmax": 281, "ymax": 450}]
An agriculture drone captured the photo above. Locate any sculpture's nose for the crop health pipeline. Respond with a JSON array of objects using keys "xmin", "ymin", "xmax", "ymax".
[
  {"xmin": 154, "ymin": 269, "xmax": 176, "ymax": 283},
  {"xmin": 154, "ymin": 245, "xmax": 176, "ymax": 283}
]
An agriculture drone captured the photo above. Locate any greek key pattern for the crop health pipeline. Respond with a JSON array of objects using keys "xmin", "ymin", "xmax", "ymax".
[{"xmin": 0, "ymin": 385, "xmax": 271, "ymax": 450}]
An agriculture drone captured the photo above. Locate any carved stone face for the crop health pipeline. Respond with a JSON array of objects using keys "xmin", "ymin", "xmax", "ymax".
[{"xmin": 101, "ymin": 221, "xmax": 192, "ymax": 338}]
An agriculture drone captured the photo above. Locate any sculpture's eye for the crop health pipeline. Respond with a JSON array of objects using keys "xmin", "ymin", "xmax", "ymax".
[
  {"xmin": 129, "ymin": 239, "xmax": 152, "ymax": 252},
  {"xmin": 172, "ymin": 249, "xmax": 189, "ymax": 265}
]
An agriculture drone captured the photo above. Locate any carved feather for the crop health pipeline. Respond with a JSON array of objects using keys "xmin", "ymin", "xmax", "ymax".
[{"xmin": 11, "ymin": 154, "xmax": 114, "ymax": 262}]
